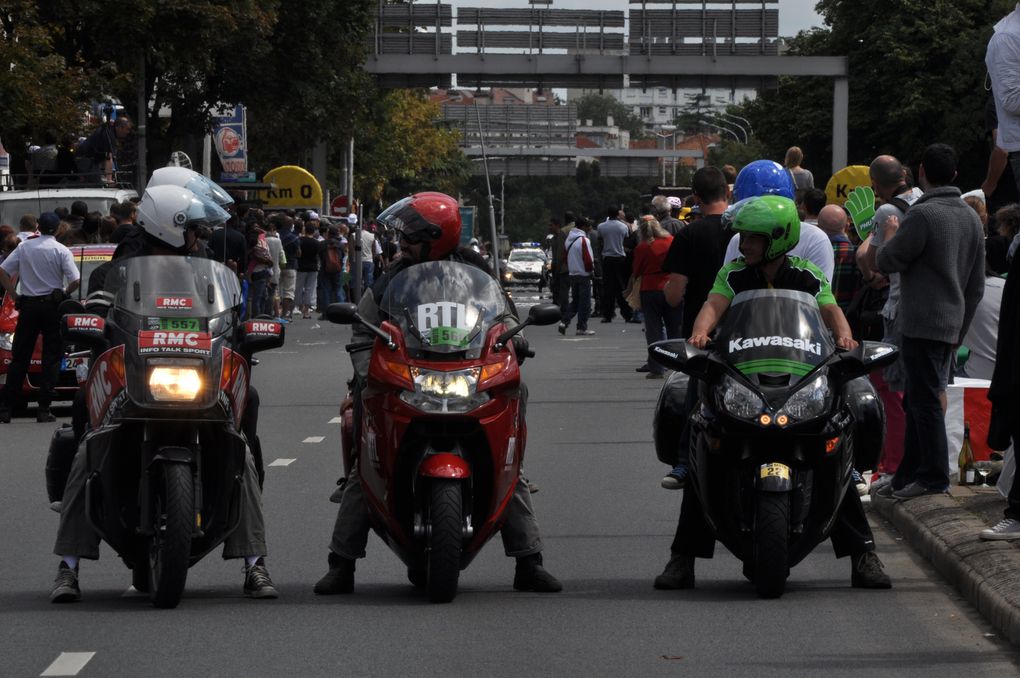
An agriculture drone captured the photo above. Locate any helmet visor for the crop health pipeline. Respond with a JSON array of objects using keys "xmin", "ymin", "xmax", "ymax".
[
  {"xmin": 183, "ymin": 174, "xmax": 234, "ymax": 208},
  {"xmin": 377, "ymin": 198, "xmax": 440, "ymax": 244}
]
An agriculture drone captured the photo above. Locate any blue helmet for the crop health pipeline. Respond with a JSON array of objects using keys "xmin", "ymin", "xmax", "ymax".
[{"xmin": 733, "ymin": 160, "xmax": 795, "ymax": 202}]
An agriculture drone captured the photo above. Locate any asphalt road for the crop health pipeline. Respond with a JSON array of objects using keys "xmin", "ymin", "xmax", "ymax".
[{"xmin": 2, "ymin": 286, "xmax": 1019, "ymax": 677}]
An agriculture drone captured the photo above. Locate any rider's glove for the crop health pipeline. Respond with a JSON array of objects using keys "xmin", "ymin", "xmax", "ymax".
[{"xmin": 511, "ymin": 335, "xmax": 532, "ymax": 365}]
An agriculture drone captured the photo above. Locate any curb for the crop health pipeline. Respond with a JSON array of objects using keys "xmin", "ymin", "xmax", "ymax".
[{"xmin": 870, "ymin": 492, "xmax": 1020, "ymax": 646}]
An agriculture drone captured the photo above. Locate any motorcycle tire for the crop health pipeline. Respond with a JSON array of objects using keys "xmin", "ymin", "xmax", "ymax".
[
  {"xmin": 426, "ymin": 480, "xmax": 462, "ymax": 604},
  {"xmin": 752, "ymin": 491, "xmax": 790, "ymax": 600},
  {"xmin": 148, "ymin": 464, "xmax": 194, "ymax": 609}
]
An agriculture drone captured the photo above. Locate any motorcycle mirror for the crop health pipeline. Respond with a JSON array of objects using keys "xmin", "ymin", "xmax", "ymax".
[
  {"xmin": 527, "ymin": 303, "xmax": 562, "ymax": 326},
  {"xmin": 325, "ymin": 302, "xmax": 359, "ymax": 325},
  {"xmin": 60, "ymin": 313, "xmax": 108, "ymax": 352},
  {"xmin": 832, "ymin": 340, "xmax": 898, "ymax": 381},
  {"xmin": 58, "ymin": 299, "xmax": 85, "ymax": 316},
  {"xmin": 648, "ymin": 339, "xmax": 711, "ymax": 378},
  {"xmin": 241, "ymin": 319, "xmax": 285, "ymax": 354},
  {"xmin": 325, "ymin": 302, "xmax": 397, "ymax": 350}
]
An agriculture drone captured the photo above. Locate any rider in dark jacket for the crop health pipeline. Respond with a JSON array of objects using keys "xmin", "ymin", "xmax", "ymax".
[
  {"xmin": 314, "ymin": 192, "xmax": 562, "ymax": 595},
  {"xmin": 50, "ymin": 184, "xmax": 278, "ymax": 603}
]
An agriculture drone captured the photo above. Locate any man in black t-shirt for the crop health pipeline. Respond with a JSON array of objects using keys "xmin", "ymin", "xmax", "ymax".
[
  {"xmin": 662, "ymin": 166, "xmax": 733, "ymax": 337},
  {"xmin": 984, "ymin": 97, "xmax": 1020, "ymax": 222},
  {"xmin": 208, "ymin": 219, "xmax": 248, "ymax": 275}
]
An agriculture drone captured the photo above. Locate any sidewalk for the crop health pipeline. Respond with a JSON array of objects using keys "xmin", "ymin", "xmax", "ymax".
[{"xmin": 869, "ymin": 484, "xmax": 1020, "ymax": 645}]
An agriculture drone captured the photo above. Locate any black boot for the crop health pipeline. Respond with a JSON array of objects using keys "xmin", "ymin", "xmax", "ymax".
[
  {"xmin": 37, "ymin": 407, "xmax": 56, "ymax": 423},
  {"xmin": 851, "ymin": 551, "xmax": 892, "ymax": 589},
  {"xmin": 513, "ymin": 553, "xmax": 563, "ymax": 592},
  {"xmin": 313, "ymin": 552, "xmax": 355, "ymax": 594},
  {"xmin": 653, "ymin": 554, "xmax": 695, "ymax": 590}
]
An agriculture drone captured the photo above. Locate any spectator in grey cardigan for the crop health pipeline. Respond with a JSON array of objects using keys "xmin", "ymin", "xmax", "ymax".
[{"xmin": 876, "ymin": 144, "xmax": 986, "ymax": 499}]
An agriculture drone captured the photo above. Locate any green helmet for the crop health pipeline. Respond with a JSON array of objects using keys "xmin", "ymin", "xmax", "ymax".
[{"xmin": 732, "ymin": 195, "xmax": 800, "ymax": 261}]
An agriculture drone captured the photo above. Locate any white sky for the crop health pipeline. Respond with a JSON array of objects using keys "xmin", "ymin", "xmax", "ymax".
[{"xmin": 448, "ymin": 1, "xmax": 825, "ymax": 36}]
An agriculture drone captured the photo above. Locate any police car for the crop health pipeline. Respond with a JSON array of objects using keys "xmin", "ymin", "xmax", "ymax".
[{"xmin": 501, "ymin": 243, "xmax": 548, "ymax": 287}]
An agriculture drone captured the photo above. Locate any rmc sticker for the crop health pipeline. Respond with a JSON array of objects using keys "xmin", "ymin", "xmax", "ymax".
[
  {"xmin": 415, "ymin": 302, "xmax": 477, "ymax": 347},
  {"xmin": 138, "ymin": 330, "xmax": 211, "ymax": 356},
  {"xmin": 156, "ymin": 296, "xmax": 194, "ymax": 310}
]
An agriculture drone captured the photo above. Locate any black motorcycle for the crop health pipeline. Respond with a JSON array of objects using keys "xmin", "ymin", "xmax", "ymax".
[
  {"xmin": 57, "ymin": 256, "xmax": 283, "ymax": 608},
  {"xmin": 650, "ymin": 289, "xmax": 897, "ymax": 598}
]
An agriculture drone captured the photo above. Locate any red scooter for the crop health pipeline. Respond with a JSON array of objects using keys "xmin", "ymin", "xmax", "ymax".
[{"xmin": 327, "ymin": 260, "xmax": 560, "ymax": 602}]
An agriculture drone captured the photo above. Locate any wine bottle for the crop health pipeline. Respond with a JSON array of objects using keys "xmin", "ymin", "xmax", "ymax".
[{"xmin": 958, "ymin": 422, "xmax": 975, "ymax": 485}]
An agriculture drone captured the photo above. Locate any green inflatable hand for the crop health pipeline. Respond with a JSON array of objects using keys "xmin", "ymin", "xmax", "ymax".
[{"xmin": 845, "ymin": 186, "xmax": 877, "ymax": 240}]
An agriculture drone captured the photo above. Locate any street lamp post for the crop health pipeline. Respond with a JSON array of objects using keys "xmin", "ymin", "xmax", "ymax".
[{"xmin": 653, "ymin": 125, "xmax": 677, "ymax": 186}]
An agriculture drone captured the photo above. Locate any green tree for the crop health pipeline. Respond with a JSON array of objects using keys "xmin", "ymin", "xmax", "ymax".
[
  {"xmin": 574, "ymin": 93, "xmax": 647, "ymax": 139},
  {"xmin": 353, "ymin": 90, "xmax": 469, "ymax": 204},
  {"xmin": 737, "ymin": 0, "xmax": 1015, "ymax": 188},
  {"xmin": 0, "ymin": 1, "xmax": 96, "ymax": 158}
]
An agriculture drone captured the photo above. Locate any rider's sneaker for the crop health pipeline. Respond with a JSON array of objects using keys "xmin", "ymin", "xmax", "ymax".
[
  {"xmin": 243, "ymin": 558, "xmax": 279, "ymax": 599},
  {"xmin": 313, "ymin": 552, "xmax": 355, "ymax": 594},
  {"xmin": 980, "ymin": 517, "xmax": 1020, "ymax": 540},
  {"xmin": 50, "ymin": 562, "xmax": 81, "ymax": 603},
  {"xmin": 653, "ymin": 554, "xmax": 695, "ymax": 589},
  {"xmin": 513, "ymin": 553, "xmax": 562, "ymax": 592},
  {"xmin": 576, "ymin": 329, "xmax": 595, "ymax": 336},
  {"xmin": 850, "ymin": 551, "xmax": 892, "ymax": 589},
  {"xmin": 661, "ymin": 464, "xmax": 688, "ymax": 490}
]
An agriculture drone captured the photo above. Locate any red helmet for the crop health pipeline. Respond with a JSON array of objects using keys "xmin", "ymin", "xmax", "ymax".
[{"xmin": 376, "ymin": 192, "xmax": 462, "ymax": 260}]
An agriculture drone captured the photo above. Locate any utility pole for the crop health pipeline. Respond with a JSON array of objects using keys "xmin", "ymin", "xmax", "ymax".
[
  {"xmin": 348, "ymin": 138, "xmax": 362, "ymax": 303},
  {"xmin": 136, "ymin": 50, "xmax": 147, "ymax": 189}
]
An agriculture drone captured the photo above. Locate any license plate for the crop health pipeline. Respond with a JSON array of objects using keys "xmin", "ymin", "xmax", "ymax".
[
  {"xmin": 159, "ymin": 317, "xmax": 201, "ymax": 331},
  {"xmin": 759, "ymin": 463, "xmax": 791, "ymax": 481}
]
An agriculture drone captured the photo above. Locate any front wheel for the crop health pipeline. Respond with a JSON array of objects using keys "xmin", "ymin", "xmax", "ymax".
[
  {"xmin": 148, "ymin": 464, "xmax": 194, "ymax": 608},
  {"xmin": 752, "ymin": 491, "xmax": 790, "ymax": 599},
  {"xmin": 426, "ymin": 480, "xmax": 463, "ymax": 603}
]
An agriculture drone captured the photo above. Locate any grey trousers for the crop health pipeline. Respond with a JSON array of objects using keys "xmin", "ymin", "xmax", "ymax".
[
  {"xmin": 54, "ymin": 442, "xmax": 267, "ymax": 560},
  {"xmin": 329, "ymin": 461, "xmax": 543, "ymax": 560}
]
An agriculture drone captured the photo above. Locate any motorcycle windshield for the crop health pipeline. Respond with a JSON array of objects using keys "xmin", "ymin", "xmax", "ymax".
[
  {"xmin": 103, "ymin": 255, "xmax": 242, "ymax": 316},
  {"xmin": 379, "ymin": 260, "xmax": 510, "ymax": 356},
  {"xmin": 715, "ymin": 289, "xmax": 833, "ymax": 378}
]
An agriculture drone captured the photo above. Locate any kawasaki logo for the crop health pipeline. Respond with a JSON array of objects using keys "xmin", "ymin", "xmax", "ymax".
[{"xmin": 728, "ymin": 336, "xmax": 822, "ymax": 356}]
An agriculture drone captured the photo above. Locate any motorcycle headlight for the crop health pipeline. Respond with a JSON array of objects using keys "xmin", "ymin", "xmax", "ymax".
[
  {"xmin": 0, "ymin": 332, "xmax": 12, "ymax": 352},
  {"xmin": 149, "ymin": 362, "xmax": 204, "ymax": 401},
  {"xmin": 719, "ymin": 375, "xmax": 766, "ymax": 420},
  {"xmin": 778, "ymin": 374, "xmax": 831, "ymax": 421},
  {"xmin": 399, "ymin": 367, "xmax": 490, "ymax": 413}
]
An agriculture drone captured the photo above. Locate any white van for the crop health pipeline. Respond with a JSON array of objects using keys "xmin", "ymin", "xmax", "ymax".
[{"xmin": 0, "ymin": 187, "xmax": 138, "ymax": 226}]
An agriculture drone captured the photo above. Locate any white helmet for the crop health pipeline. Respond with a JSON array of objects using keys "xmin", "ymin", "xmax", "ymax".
[
  {"xmin": 147, "ymin": 166, "xmax": 234, "ymax": 208},
  {"xmin": 136, "ymin": 185, "xmax": 230, "ymax": 249}
]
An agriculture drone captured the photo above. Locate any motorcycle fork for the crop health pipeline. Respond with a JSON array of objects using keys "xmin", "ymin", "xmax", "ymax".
[{"xmin": 137, "ymin": 425, "xmax": 202, "ymax": 537}]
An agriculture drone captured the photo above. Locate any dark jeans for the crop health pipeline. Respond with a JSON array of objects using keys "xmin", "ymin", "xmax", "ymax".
[
  {"xmin": 892, "ymin": 336, "xmax": 953, "ymax": 490},
  {"xmin": 321, "ymin": 271, "xmax": 345, "ymax": 306},
  {"xmin": 249, "ymin": 273, "xmax": 269, "ymax": 318},
  {"xmin": 560, "ymin": 275, "xmax": 592, "ymax": 331},
  {"xmin": 640, "ymin": 289, "xmax": 683, "ymax": 374},
  {"xmin": 2, "ymin": 295, "xmax": 62, "ymax": 409},
  {"xmin": 552, "ymin": 271, "xmax": 570, "ymax": 309},
  {"xmin": 601, "ymin": 256, "xmax": 632, "ymax": 321},
  {"xmin": 670, "ymin": 481, "xmax": 876, "ymax": 559}
]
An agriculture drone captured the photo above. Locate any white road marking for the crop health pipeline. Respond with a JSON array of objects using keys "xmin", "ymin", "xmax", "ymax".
[
  {"xmin": 303, "ymin": 436, "xmax": 325, "ymax": 444},
  {"xmin": 268, "ymin": 458, "xmax": 296, "ymax": 467},
  {"xmin": 328, "ymin": 417, "xmax": 343, "ymax": 424},
  {"xmin": 41, "ymin": 652, "xmax": 95, "ymax": 676}
]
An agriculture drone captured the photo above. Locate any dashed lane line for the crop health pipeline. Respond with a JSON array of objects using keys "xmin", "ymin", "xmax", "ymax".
[
  {"xmin": 268, "ymin": 458, "xmax": 296, "ymax": 467},
  {"xmin": 303, "ymin": 436, "xmax": 325, "ymax": 443},
  {"xmin": 41, "ymin": 652, "xmax": 95, "ymax": 676}
]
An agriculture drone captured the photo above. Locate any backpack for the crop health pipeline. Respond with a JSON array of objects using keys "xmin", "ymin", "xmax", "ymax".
[{"xmin": 325, "ymin": 240, "xmax": 343, "ymax": 274}]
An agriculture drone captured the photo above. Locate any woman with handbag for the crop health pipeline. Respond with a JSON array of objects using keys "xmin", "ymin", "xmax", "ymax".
[{"xmin": 626, "ymin": 216, "xmax": 681, "ymax": 379}]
